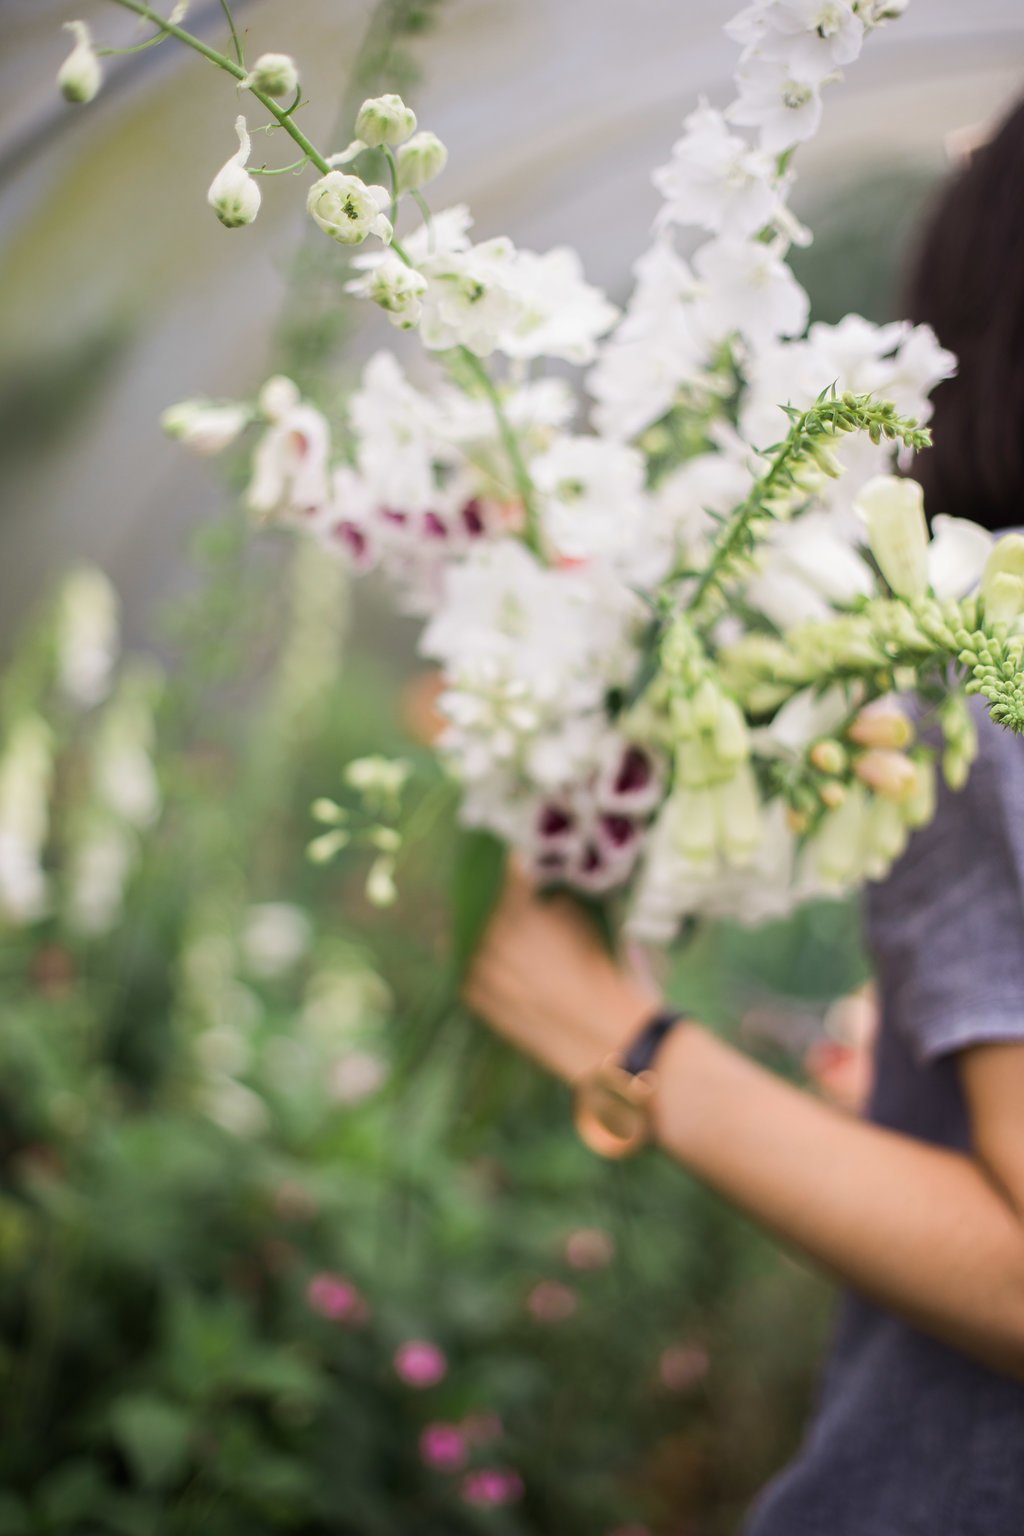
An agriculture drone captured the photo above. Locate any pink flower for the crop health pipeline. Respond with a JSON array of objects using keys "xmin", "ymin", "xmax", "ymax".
[
  {"xmin": 659, "ymin": 1342, "xmax": 710, "ymax": 1392},
  {"xmin": 462, "ymin": 1467, "xmax": 524, "ymax": 1507},
  {"xmin": 306, "ymin": 1271, "xmax": 368, "ymax": 1324},
  {"xmin": 394, "ymin": 1339, "xmax": 447, "ymax": 1388},
  {"xmin": 565, "ymin": 1226, "xmax": 615, "ymax": 1271},
  {"xmin": 419, "ymin": 1422, "xmax": 467, "ymax": 1471},
  {"xmin": 527, "ymin": 1279, "xmax": 578, "ymax": 1323}
]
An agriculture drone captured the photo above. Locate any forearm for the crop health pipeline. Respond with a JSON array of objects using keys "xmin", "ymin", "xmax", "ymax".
[{"xmin": 655, "ymin": 1024, "xmax": 1024, "ymax": 1377}]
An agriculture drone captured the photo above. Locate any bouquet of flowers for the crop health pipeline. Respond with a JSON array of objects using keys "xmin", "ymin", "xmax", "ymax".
[{"xmin": 59, "ymin": 0, "xmax": 1024, "ymax": 952}]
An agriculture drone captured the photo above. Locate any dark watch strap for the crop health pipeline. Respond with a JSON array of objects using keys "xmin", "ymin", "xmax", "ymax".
[{"xmin": 619, "ymin": 1010, "xmax": 689, "ymax": 1077}]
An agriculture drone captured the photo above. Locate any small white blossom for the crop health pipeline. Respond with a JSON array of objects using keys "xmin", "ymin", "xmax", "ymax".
[
  {"xmin": 694, "ymin": 236, "xmax": 809, "ymax": 348},
  {"xmin": 58, "ymin": 20, "xmax": 101, "ymax": 104},
  {"xmin": 306, "ymin": 172, "xmax": 392, "ymax": 246},
  {"xmin": 654, "ymin": 102, "xmax": 786, "ymax": 238},
  {"xmin": 531, "ymin": 437, "xmax": 646, "ymax": 561},
  {"xmin": 345, "ymin": 252, "xmax": 427, "ymax": 328},
  {"xmin": 728, "ymin": 58, "xmax": 825, "ymax": 154},
  {"xmin": 207, "ymin": 116, "xmax": 261, "ymax": 228},
  {"xmin": 247, "ymin": 397, "xmax": 331, "ymax": 518},
  {"xmin": 727, "ymin": 1, "xmax": 864, "ymax": 82}
]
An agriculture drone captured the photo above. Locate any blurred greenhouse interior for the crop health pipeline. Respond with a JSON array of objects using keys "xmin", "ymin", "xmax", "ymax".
[{"xmin": 2, "ymin": 2, "xmax": 1024, "ymax": 1533}]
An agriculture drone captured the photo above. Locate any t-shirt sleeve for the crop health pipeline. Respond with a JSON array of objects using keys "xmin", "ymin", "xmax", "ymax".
[{"xmin": 865, "ymin": 703, "xmax": 1024, "ymax": 1065}]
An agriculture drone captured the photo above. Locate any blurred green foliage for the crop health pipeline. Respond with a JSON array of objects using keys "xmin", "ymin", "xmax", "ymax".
[{"xmin": 0, "ymin": 531, "xmax": 846, "ymax": 1535}]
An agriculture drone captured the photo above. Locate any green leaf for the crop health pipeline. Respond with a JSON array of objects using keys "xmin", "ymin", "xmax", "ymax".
[
  {"xmin": 110, "ymin": 1395, "xmax": 191, "ymax": 1492},
  {"xmin": 450, "ymin": 827, "xmax": 506, "ymax": 980}
]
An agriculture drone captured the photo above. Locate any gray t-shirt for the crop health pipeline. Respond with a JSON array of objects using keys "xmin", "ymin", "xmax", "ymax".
[{"xmin": 744, "ymin": 701, "xmax": 1024, "ymax": 1536}]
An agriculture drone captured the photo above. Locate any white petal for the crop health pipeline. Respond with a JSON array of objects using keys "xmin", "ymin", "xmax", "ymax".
[{"xmin": 927, "ymin": 515, "xmax": 993, "ymax": 600}]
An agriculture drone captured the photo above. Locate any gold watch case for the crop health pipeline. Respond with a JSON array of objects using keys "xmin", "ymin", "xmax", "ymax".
[{"xmin": 573, "ymin": 1056, "xmax": 657, "ymax": 1160}]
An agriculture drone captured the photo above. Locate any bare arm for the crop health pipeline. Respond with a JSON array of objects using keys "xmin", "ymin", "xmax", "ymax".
[{"xmin": 465, "ymin": 873, "xmax": 1024, "ymax": 1378}]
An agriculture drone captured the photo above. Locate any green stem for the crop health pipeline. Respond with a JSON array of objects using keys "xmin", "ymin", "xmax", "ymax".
[
  {"xmin": 458, "ymin": 349, "xmax": 542, "ymax": 555},
  {"xmin": 218, "ymin": 0, "xmax": 245, "ymax": 67},
  {"xmin": 382, "ymin": 144, "xmax": 400, "ymax": 226},
  {"xmin": 107, "ymin": 0, "xmax": 331, "ymax": 174},
  {"xmin": 251, "ymin": 155, "xmax": 310, "ymax": 176}
]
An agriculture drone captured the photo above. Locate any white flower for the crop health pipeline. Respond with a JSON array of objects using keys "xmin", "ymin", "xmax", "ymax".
[
  {"xmin": 58, "ymin": 20, "xmax": 101, "ymax": 104},
  {"xmin": 306, "ymin": 172, "xmax": 392, "ymax": 246},
  {"xmin": 694, "ymin": 236, "xmax": 809, "ymax": 348},
  {"xmin": 345, "ymin": 252, "xmax": 428, "ymax": 328},
  {"xmin": 247, "ymin": 399, "xmax": 331, "ymax": 518},
  {"xmin": 396, "ymin": 131, "xmax": 448, "ymax": 192},
  {"xmin": 654, "ymin": 102, "xmax": 786, "ymax": 238},
  {"xmin": 355, "ymin": 93, "xmax": 417, "ymax": 148},
  {"xmin": 207, "ymin": 116, "xmax": 262, "ymax": 228},
  {"xmin": 530, "ymin": 437, "xmax": 646, "ymax": 560},
  {"xmin": 927, "ymin": 515, "xmax": 993, "ymax": 600},
  {"xmin": 242, "ymin": 903, "xmax": 312, "ymax": 978},
  {"xmin": 588, "ymin": 241, "xmax": 707, "ymax": 440},
  {"xmin": 854, "ymin": 475, "xmax": 929, "ymax": 599},
  {"xmin": 161, "ymin": 399, "xmax": 249, "ymax": 455},
  {"xmin": 348, "ymin": 352, "xmax": 440, "ymax": 513},
  {"xmin": 416, "ymin": 237, "xmax": 524, "ymax": 357},
  {"xmin": 57, "ymin": 567, "xmax": 120, "ymax": 707},
  {"xmin": 747, "ymin": 511, "xmax": 874, "ymax": 628},
  {"xmin": 242, "ymin": 52, "xmax": 300, "ymax": 98},
  {"xmin": 728, "ymin": 1, "xmax": 864, "ymax": 82},
  {"xmin": 981, "ymin": 534, "xmax": 1024, "ymax": 625},
  {"xmin": 728, "ymin": 58, "xmax": 825, "ymax": 154},
  {"xmin": 500, "ymin": 247, "xmax": 618, "ymax": 366},
  {"xmin": 0, "ymin": 717, "xmax": 52, "ymax": 925}
]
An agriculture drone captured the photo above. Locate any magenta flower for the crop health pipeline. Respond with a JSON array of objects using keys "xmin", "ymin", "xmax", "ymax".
[
  {"xmin": 306, "ymin": 1271, "xmax": 367, "ymax": 1323},
  {"xmin": 419, "ymin": 1422, "xmax": 467, "ymax": 1472},
  {"xmin": 462, "ymin": 1467, "xmax": 524, "ymax": 1507},
  {"xmin": 394, "ymin": 1338, "xmax": 447, "ymax": 1388},
  {"xmin": 527, "ymin": 1279, "xmax": 578, "ymax": 1323}
]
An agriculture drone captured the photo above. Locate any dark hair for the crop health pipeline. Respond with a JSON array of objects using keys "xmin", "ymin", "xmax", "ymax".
[{"xmin": 904, "ymin": 96, "xmax": 1024, "ymax": 532}]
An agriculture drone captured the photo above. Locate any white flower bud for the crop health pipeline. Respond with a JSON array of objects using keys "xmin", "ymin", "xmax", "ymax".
[
  {"xmin": 354, "ymin": 94, "xmax": 417, "ymax": 149},
  {"xmin": 854, "ymin": 475, "xmax": 929, "ymax": 600},
  {"xmin": 243, "ymin": 52, "xmax": 300, "ymax": 99},
  {"xmin": 207, "ymin": 116, "xmax": 261, "ymax": 228},
  {"xmin": 306, "ymin": 172, "xmax": 392, "ymax": 246},
  {"xmin": 396, "ymin": 131, "xmax": 448, "ymax": 192},
  {"xmin": 257, "ymin": 375, "xmax": 301, "ymax": 420},
  {"xmin": 366, "ymin": 854, "xmax": 398, "ymax": 908},
  {"xmin": 981, "ymin": 533, "xmax": 1024, "ymax": 625},
  {"xmin": 812, "ymin": 783, "xmax": 868, "ymax": 889},
  {"xmin": 161, "ymin": 399, "xmax": 248, "ymax": 455},
  {"xmin": 58, "ymin": 21, "xmax": 102, "ymax": 105}
]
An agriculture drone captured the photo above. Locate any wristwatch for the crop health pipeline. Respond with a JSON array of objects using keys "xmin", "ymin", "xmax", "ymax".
[{"xmin": 573, "ymin": 1010, "xmax": 689, "ymax": 1160}]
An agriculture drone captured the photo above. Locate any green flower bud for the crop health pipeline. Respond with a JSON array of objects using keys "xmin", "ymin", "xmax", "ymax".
[
  {"xmin": 355, "ymin": 93, "xmax": 417, "ymax": 149},
  {"xmin": 854, "ymin": 475, "xmax": 929, "ymax": 600},
  {"xmin": 243, "ymin": 52, "xmax": 300, "ymax": 99},
  {"xmin": 809, "ymin": 738, "xmax": 847, "ymax": 776},
  {"xmin": 395, "ymin": 130, "xmax": 448, "ymax": 192},
  {"xmin": 902, "ymin": 756, "xmax": 937, "ymax": 830},
  {"xmin": 692, "ymin": 677, "xmax": 720, "ymax": 733},
  {"xmin": 713, "ymin": 697, "xmax": 749, "ymax": 764},
  {"xmin": 58, "ymin": 21, "xmax": 101, "ymax": 104}
]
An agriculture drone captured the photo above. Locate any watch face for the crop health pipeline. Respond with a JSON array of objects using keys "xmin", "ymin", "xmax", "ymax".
[{"xmin": 573, "ymin": 1059, "xmax": 655, "ymax": 1160}]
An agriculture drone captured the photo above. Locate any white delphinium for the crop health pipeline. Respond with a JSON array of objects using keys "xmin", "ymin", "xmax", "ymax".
[
  {"xmin": 56, "ymin": 566, "xmax": 120, "ymax": 707},
  {"xmin": 0, "ymin": 716, "xmax": 52, "ymax": 925},
  {"xmin": 728, "ymin": 59, "xmax": 826, "ymax": 154},
  {"xmin": 354, "ymin": 93, "xmax": 417, "ymax": 148},
  {"xmin": 694, "ymin": 236, "xmax": 809, "ymax": 348},
  {"xmin": 416, "ymin": 236, "xmax": 524, "ymax": 356},
  {"xmin": 306, "ymin": 172, "xmax": 393, "ymax": 246},
  {"xmin": 530, "ymin": 437, "xmax": 647, "ymax": 561},
  {"xmin": 207, "ymin": 116, "xmax": 261, "ymax": 228},
  {"xmin": 727, "ymin": 2, "xmax": 865, "ymax": 80},
  {"xmin": 345, "ymin": 251, "xmax": 428, "ymax": 329},
  {"xmin": 241, "ymin": 53, "xmax": 300, "ymax": 99},
  {"xmin": 500, "ymin": 247, "xmax": 619, "ymax": 366},
  {"xmin": 588, "ymin": 241, "xmax": 708, "ymax": 440},
  {"xmin": 347, "ymin": 351, "xmax": 445, "ymax": 513},
  {"xmin": 395, "ymin": 130, "xmax": 449, "ymax": 193},
  {"xmin": 654, "ymin": 102, "xmax": 788, "ymax": 238}
]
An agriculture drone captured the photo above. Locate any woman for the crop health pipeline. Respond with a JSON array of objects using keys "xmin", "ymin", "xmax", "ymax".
[{"xmin": 465, "ymin": 98, "xmax": 1024, "ymax": 1534}]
